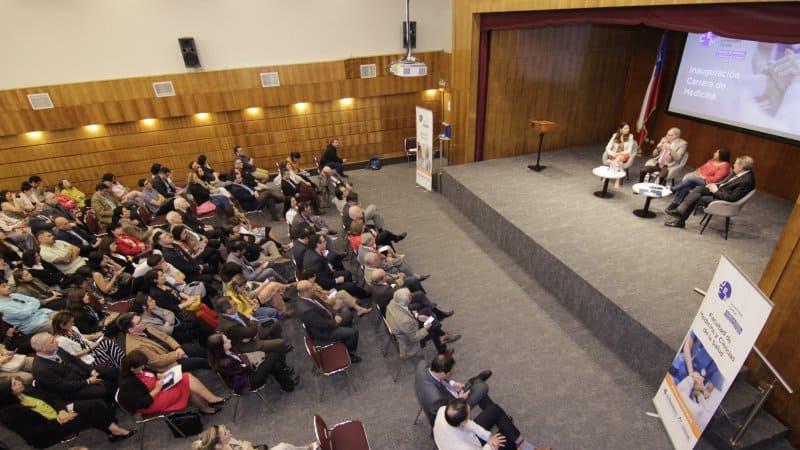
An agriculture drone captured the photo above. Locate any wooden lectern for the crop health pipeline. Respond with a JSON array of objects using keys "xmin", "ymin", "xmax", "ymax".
[{"xmin": 527, "ymin": 119, "xmax": 559, "ymax": 172}]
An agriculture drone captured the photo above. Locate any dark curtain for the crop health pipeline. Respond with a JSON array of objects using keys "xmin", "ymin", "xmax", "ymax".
[{"xmin": 473, "ymin": 3, "xmax": 800, "ymax": 161}]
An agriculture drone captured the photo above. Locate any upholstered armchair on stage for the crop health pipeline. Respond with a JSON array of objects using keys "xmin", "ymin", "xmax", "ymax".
[
  {"xmin": 699, "ymin": 190, "xmax": 757, "ymax": 240},
  {"xmin": 601, "ymin": 148, "xmax": 637, "ymax": 182},
  {"xmin": 645, "ymin": 151, "xmax": 689, "ymax": 186}
]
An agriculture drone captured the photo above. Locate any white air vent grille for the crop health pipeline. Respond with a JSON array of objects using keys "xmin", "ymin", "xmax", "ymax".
[
  {"xmin": 260, "ymin": 72, "xmax": 280, "ymax": 87},
  {"xmin": 360, "ymin": 64, "xmax": 377, "ymax": 79},
  {"xmin": 27, "ymin": 93, "xmax": 54, "ymax": 110},
  {"xmin": 152, "ymin": 81, "xmax": 176, "ymax": 97}
]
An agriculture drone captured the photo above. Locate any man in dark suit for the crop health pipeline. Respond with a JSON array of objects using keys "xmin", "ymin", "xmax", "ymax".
[
  {"xmin": 215, "ymin": 297, "xmax": 290, "ymax": 354},
  {"xmin": 279, "ymin": 169, "xmax": 320, "ymax": 215},
  {"xmin": 296, "ymin": 280, "xmax": 361, "ymax": 362},
  {"xmin": 53, "ymin": 217, "xmax": 99, "ymax": 257},
  {"xmin": 414, "ymin": 353, "xmax": 536, "ymax": 450},
  {"xmin": 228, "ymin": 171, "xmax": 281, "ymax": 220},
  {"xmin": 291, "ymin": 227, "xmax": 313, "ymax": 272},
  {"xmin": 665, "ymin": 156, "xmax": 756, "ymax": 228},
  {"xmin": 303, "ymin": 233, "xmax": 368, "ymax": 298},
  {"xmin": 30, "ymin": 332, "xmax": 117, "ymax": 404},
  {"xmin": 371, "ymin": 268, "xmax": 453, "ymax": 319}
]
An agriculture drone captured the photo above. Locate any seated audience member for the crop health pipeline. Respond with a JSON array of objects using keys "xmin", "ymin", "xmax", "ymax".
[
  {"xmin": 135, "ymin": 253, "xmax": 209, "ymax": 301},
  {"xmin": 30, "ymin": 332, "xmax": 117, "ymax": 404},
  {"xmin": 292, "ymin": 200, "xmax": 337, "ymax": 240},
  {"xmin": 225, "ymin": 216, "xmax": 287, "ymax": 263},
  {"xmin": 370, "ymin": 268, "xmax": 453, "ymax": 318},
  {"xmin": 187, "ymin": 161, "xmax": 232, "ymax": 210},
  {"xmin": 90, "ymin": 182, "xmax": 121, "ymax": 226},
  {"xmin": 226, "ymin": 274, "xmax": 284, "ymax": 321},
  {"xmin": 37, "ymin": 229, "xmax": 87, "ymax": 275},
  {"xmin": 51, "ymin": 311, "xmax": 125, "ymax": 368},
  {"xmin": 193, "ymin": 424, "xmax": 318, "ymax": 450},
  {"xmin": 17, "ymin": 181, "xmax": 41, "ymax": 212},
  {"xmin": 433, "ymin": 398, "xmax": 512, "ymax": 450},
  {"xmin": 285, "ymin": 151, "xmax": 318, "ymax": 187},
  {"xmin": 0, "ymin": 376, "xmax": 134, "ymax": 448},
  {"xmin": 64, "ymin": 287, "xmax": 116, "ymax": 335},
  {"xmin": 145, "ymin": 269, "xmax": 207, "ymax": 316},
  {"xmin": 303, "ymin": 233, "xmax": 368, "ymax": 298},
  {"xmin": 291, "ymin": 226, "xmax": 314, "ymax": 271},
  {"xmin": 207, "ymin": 333, "xmax": 300, "ymax": 394},
  {"xmin": 111, "ymin": 204, "xmax": 154, "ymax": 242},
  {"xmin": 117, "ymin": 349, "xmax": 224, "ymax": 416},
  {"xmin": 154, "ymin": 230, "xmax": 217, "ymax": 286},
  {"xmin": 0, "ymin": 213, "xmax": 36, "ymax": 251},
  {"xmin": 665, "ymin": 147, "xmax": 732, "ymax": 212},
  {"xmin": 109, "ymin": 221, "xmax": 147, "ymax": 256},
  {"xmin": 215, "ymin": 296, "xmax": 289, "ymax": 355},
  {"xmin": 139, "ymin": 177, "xmax": 176, "ymax": 216},
  {"xmin": 280, "ymin": 168, "xmax": 321, "ymax": 215},
  {"xmin": 132, "ymin": 293, "xmax": 210, "ymax": 345},
  {"xmin": 26, "ymin": 203, "xmax": 55, "ymax": 234},
  {"xmin": 0, "ymin": 345, "xmax": 34, "ymax": 385},
  {"xmin": 227, "ymin": 240, "xmax": 287, "ymax": 283},
  {"xmin": 173, "ymin": 196, "xmax": 223, "ymax": 237},
  {"xmin": 1, "ymin": 190, "xmax": 32, "ymax": 219},
  {"xmin": 320, "ymin": 138, "xmax": 348, "ymax": 176},
  {"xmin": 101, "ymin": 172, "xmax": 141, "ymax": 206},
  {"xmin": 0, "ymin": 281, "xmax": 55, "ymax": 335},
  {"xmin": 41, "ymin": 191, "xmax": 81, "ymax": 223},
  {"xmin": 386, "ymin": 288, "xmax": 459, "ymax": 358},
  {"xmin": 116, "ymin": 312, "xmax": 210, "ymax": 372},
  {"xmin": 228, "ymin": 170, "xmax": 282, "ymax": 220},
  {"xmin": 152, "ymin": 166, "xmax": 182, "ymax": 199},
  {"xmin": 665, "ymin": 155, "xmax": 756, "ymax": 228},
  {"xmin": 364, "ymin": 251, "xmax": 423, "ymax": 292},
  {"xmin": 12, "ymin": 269, "xmax": 64, "ymax": 310},
  {"xmin": 57, "ymin": 178, "xmax": 88, "ymax": 207},
  {"xmin": 171, "ymin": 224, "xmax": 223, "ymax": 272},
  {"xmin": 296, "ymin": 280, "xmax": 361, "ymax": 362},
  {"xmin": 416, "ymin": 353, "xmax": 536, "ymax": 450},
  {"xmin": 197, "ymin": 154, "xmax": 223, "ymax": 185},
  {"xmin": 321, "ymin": 166, "xmax": 349, "ymax": 211},
  {"xmin": 21, "ymin": 249, "xmax": 67, "ymax": 288},
  {"xmin": 299, "ymin": 269, "xmax": 372, "ymax": 317},
  {"xmin": 638, "ymin": 127, "xmax": 688, "ymax": 185},
  {"xmin": 346, "ymin": 203, "xmax": 406, "ymax": 248},
  {"xmin": 359, "ymin": 233, "xmax": 428, "ymax": 283},
  {"xmin": 86, "ymin": 251, "xmax": 132, "ymax": 301},
  {"xmin": 52, "ymin": 216, "xmax": 98, "ymax": 257},
  {"xmin": 233, "ymin": 144, "xmax": 271, "ymax": 182},
  {"xmin": 98, "ymin": 236, "xmax": 136, "ymax": 273}
]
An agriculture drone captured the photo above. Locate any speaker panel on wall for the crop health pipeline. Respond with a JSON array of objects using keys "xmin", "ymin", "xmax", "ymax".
[
  {"xmin": 178, "ymin": 37, "xmax": 201, "ymax": 68},
  {"xmin": 402, "ymin": 21, "xmax": 416, "ymax": 49}
]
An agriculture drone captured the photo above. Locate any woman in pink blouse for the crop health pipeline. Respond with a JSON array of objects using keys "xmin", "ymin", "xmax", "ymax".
[{"xmin": 666, "ymin": 147, "xmax": 732, "ymax": 211}]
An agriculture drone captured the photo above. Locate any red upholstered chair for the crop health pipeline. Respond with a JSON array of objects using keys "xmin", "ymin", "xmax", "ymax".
[
  {"xmin": 314, "ymin": 414, "xmax": 371, "ymax": 450},
  {"xmin": 303, "ymin": 325, "xmax": 356, "ymax": 401},
  {"xmin": 84, "ymin": 209, "xmax": 107, "ymax": 236},
  {"xmin": 137, "ymin": 205, "xmax": 166, "ymax": 227}
]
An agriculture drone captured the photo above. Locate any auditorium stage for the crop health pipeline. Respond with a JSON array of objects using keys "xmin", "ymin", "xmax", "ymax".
[{"xmin": 440, "ymin": 144, "xmax": 792, "ymax": 386}]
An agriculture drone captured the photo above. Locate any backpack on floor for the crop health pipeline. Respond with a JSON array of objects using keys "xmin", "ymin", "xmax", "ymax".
[{"xmin": 366, "ymin": 156, "xmax": 382, "ymax": 170}]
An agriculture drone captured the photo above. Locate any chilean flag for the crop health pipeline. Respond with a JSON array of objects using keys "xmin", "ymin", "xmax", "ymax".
[{"xmin": 636, "ymin": 34, "xmax": 667, "ymax": 145}]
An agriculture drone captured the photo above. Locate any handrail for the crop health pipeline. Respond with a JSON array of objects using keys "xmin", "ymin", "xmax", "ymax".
[{"xmin": 693, "ymin": 287, "xmax": 793, "ymax": 395}]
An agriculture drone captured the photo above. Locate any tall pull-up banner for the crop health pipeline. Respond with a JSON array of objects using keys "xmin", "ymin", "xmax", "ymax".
[
  {"xmin": 653, "ymin": 253, "xmax": 772, "ymax": 449},
  {"xmin": 415, "ymin": 106, "xmax": 433, "ymax": 191}
]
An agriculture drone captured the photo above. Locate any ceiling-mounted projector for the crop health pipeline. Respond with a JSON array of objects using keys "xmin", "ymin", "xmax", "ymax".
[
  {"xmin": 389, "ymin": 0, "xmax": 427, "ymax": 77},
  {"xmin": 389, "ymin": 56, "xmax": 427, "ymax": 77}
]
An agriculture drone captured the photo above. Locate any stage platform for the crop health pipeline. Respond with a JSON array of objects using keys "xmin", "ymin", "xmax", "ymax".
[{"xmin": 440, "ymin": 144, "xmax": 792, "ymax": 386}]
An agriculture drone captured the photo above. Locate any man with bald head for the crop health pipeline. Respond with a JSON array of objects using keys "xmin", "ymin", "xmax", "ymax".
[
  {"xmin": 296, "ymin": 279, "xmax": 361, "ymax": 362},
  {"xmin": 53, "ymin": 216, "xmax": 99, "ymax": 257}
]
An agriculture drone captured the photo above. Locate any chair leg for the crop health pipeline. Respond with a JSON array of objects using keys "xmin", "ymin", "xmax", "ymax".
[
  {"xmin": 724, "ymin": 217, "xmax": 730, "ymax": 240},
  {"xmin": 232, "ymin": 396, "xmax": 241, "ymax": 423},
  {"xmin": 164, "ymin": 417, "xmax": 186, "ymax": 438},
  {"xmin": 413, "ymin": 406, "xmax": 424, "ymax": 425},
  {"xmin": 255, "ymin": 389, "xmax": 274, "ymax": 412},
  {"xmin": 139, "ymin": 422, "xmax": 146, "ymax": 450},
  {"xmin": 344, "ymin": 371, "xmax": 358, "ymax": 394},
  {"xmin": 700, "ymin": 214, "xmax": 712, "ymax": 235}
]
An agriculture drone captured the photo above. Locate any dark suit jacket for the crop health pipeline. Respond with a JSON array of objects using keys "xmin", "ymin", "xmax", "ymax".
[
  {"xmin": 31, "ymin": 349, "xmax": 93, "ymax": 395},
  {"xmin": 42, "ymin": 203, "xmax": 76, "ymax": 221},
  {"xmin": 0, "ymin": 387, "xmax": 86, "ymax": 448},
  {"xmin": 217, "ymin": 313, "xmax": 264, "ymax": 353},
  {"xmin": 117, "ymin": 371, "xmax": 156, "ymax": 412},
  {"xmin": 151, "ymin": 176, "xmax": 176, "ymax": 198},
  {"xmin": 28, "ymin": 215, "xmax": 55, "ymax": 234},
  {"xmin": 414, "ymin": 359, "xmax": 452, "ymax": 425},
  {"xmin": 297, "ymin": 297, "xmax": 339, "ymax": 344},
  {"xmin": 303, "ymin": 249, "xmax": 336, "ymax": 289},
  {"xmin": 228, "ymin": 183, "xmax": 259, "ymax": 211},
  {"xmin": 713, "ymin": 171, "xmax": 756, "ymax": 202},
  {"xmin": 159, "ymin": 244, "xmax": 200, "ymax": 276},
  {"xmin": 371, "ymin": 282, "xmax": 396, "ymax": 316},
  {"xmin": 55, "ymin": 227, "xmax": 95, "ymax": 256},
  {"xmin": 215, "ymin": 352, "xmax": 255, "ymax": 394},
  {"xmin": 292, "ymin": 240, "xmax": 309, "ymax": 271}
]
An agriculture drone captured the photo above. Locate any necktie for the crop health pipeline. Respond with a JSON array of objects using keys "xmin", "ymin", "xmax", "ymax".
[
  {"xmin": 309, "ymin": 298, "xmax": 333, "ymax": 319},
  {"xmin": 69, "ymin": 230, "xmax": 89, "ymax": 246},
  {"xmin": 658, "ymin": 145, "xmax": 670, "ymax": 167},
  {"xmin": 440, "ymin": 378, "xmax": 459, "ymax": 397}
]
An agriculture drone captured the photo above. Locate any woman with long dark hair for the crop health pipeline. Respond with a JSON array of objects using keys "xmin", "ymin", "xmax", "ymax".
[
  {"xmin": 86, "ymin": 251, "xmax": 132, "ymax": 301},
  {"xmin": 21, "ymin": 249, "xmax": 66, "ymax": 288},
  {"xmin": 0, "ymin": 376, "xmax": 134, "ymax": 448},
  {"xmin": 665, "ymin": 147, "xmax": 733, "ymax": 213},
  {"xmin": 51, "ymin": 310, "xmax": 125, "ymax": 368},
  {"xmin": 604, "ymin": 122, "xmax": 637, "ymax": 187},
  {"xmin": 207, "ymin": 333, "xmax": 299, "ymax": 394}
]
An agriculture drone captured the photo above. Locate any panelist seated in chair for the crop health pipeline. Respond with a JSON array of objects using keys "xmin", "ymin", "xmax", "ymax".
[
  {"xmin": 666, "ymin": 147, "xmax": 732, "ymax": 208},
  {"xmin": 638, "ymin": 127, "xmax": 688, "ymax": 185},
  {"xmin": 665, "ymin": 156, "xmax": 755, "ymax": 229}
]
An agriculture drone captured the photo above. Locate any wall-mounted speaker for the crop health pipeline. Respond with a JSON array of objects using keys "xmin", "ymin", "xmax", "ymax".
[
  {"xmin": 178, "ymin": 37, "xmax": 201, "ymax": 68},
  {"xmin": 402, "ymin": 21, "xmax": 416, "ymax": 50}
]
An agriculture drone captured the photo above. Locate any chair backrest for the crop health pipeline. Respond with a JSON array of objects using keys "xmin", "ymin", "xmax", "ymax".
[
  {"xmin": 705, "ymin": 189, "xmax": 757, "ymax": 216},
  {"xmin": 137, "ymin": 205, "xmax": 153, "ymax": 225},
  {"xmin": 303, "ymin": 329, "xmax": 323, "ymax": 369},
  {"xmin": 382, "ymin": 318, "xmax": 400, "ymax": 351},
  {"xmin": 84, "ymin": 208, "xmax": 103, "ymax": 235},
  {"xmin": 404, "ymin": 137, "xmax": 417, "ymax": 152},
  {"xmin": 114, "ymin": 388, "xmax": 137, "ymax": 418},
  {"xmin": 314, "ymin": 414, "xmax": 332, "ymax": 450}
]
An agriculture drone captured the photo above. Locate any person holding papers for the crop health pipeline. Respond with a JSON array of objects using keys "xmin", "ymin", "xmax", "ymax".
[{"xmin": 117, "ymin": 349, "xmax": 225, "ymax": 415}]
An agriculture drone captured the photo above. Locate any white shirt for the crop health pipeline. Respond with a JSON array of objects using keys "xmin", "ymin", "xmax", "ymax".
[{"xmin": 433, "ymin": 405, "xmax": 492, "ymax": 450}]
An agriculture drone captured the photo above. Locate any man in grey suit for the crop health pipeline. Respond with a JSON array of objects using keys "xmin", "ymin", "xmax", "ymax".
[
  {"xmin": 385, "ymin": 288, "xmax": 459, "ymax": 359},
  {"xmin": 638, "ymin": 127, "xmax": 689, "ymax": 185},
  {"xmin": 414, "ymin": 353, "xmax": 535, "ymax": 450}
]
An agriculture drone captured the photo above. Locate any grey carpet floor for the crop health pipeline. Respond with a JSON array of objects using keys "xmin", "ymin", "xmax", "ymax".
[{"xmin": 1, "ymin": 157, "xmax": 746, "ymax": 450}]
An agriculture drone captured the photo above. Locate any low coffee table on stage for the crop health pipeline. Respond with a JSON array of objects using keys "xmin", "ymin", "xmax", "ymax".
[
  {"xmin": 592, "ymin": 166, "xmax": 626, "ymax": 198},
  {"xmin": 631, "ymin": 182, "xmax": 672, "ymax": 218}
]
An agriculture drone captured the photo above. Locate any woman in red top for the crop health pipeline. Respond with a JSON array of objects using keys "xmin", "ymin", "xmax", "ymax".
[
  {"xmin": 109, "ymin": 222, "xmax": 146, "ymax": 256},
  {"xmin": 666, "ymin": 147, "xmax": 732, "ymax": 210}
]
